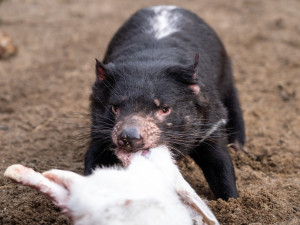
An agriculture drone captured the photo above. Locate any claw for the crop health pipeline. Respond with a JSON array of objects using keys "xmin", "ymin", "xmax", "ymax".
[{"xmin": 227, "ymin": 140, "xmax": 248, "ymax": 155}]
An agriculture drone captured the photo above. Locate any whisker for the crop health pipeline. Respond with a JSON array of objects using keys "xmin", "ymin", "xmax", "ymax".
[{"xmin": 167, "ymin": 144, "xmax": 186, "ymax": 158}]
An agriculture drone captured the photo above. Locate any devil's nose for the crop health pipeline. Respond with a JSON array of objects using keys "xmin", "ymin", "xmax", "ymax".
[
  {"xmin": 118, "ymin": 127, "xmax": 144, "ymax": 150},
  {"xmin": 120, "ymin": 127, "xmax": 140, "ymax": 140}
]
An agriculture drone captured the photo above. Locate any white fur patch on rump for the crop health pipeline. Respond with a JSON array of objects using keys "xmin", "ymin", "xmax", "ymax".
[{"xmin": 148, "ymin": 6, "xmax": 180, "ymax": 39}]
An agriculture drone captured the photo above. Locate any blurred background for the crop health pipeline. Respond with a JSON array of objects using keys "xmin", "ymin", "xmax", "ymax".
[{"xmin": 0, "ymin": 0, "xmax": 299, "ymax": 224}]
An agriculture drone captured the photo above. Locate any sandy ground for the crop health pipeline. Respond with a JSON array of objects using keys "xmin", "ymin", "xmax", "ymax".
[{"xmin": 0, "ymin": 0, "xmax": 299, "ymax": 224}]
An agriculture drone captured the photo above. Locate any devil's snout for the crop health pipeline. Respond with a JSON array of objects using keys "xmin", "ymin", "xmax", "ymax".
[
  {"xmin": 113, "ymin": 115, "xmax": 161, "ymax": 153},
  {"xmin": 117, "ymin": 127, "xmax": 144, "ymax": 151}
]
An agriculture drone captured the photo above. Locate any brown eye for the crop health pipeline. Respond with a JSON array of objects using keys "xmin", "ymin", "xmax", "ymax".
[
  {"xmin": 156, "ymin": 106, "xmax": 172, "ymax": 121},
  {"xmin": 112, "ymin": 105, "xmax": 119, "ymax": 115}
]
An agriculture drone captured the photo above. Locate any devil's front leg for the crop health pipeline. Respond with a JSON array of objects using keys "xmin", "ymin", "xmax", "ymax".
[
  {"xmin": 84, "ymin": 139, "xmax": 119, "ymax": 175},
  {"xmin": 190, "ymin": 139, "xmax": 238, "ymax": 201}
]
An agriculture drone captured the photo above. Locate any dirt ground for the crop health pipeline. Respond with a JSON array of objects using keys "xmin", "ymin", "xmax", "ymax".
[{"xmin": 0, "ymin": 0, "xmax": 299, "ymax": 224}]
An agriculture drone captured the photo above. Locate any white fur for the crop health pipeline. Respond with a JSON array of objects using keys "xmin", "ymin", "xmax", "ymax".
[
  {"xmin": 198, "ymin": 119, "xmax": 227, "ymax": 143},
  {"xmin": 148, "ymin": 6, "xmax": 180, "ymax": 39},
  {"xmin": 4, "ymin": 146, "xmax": 219, "ymax": 225}
]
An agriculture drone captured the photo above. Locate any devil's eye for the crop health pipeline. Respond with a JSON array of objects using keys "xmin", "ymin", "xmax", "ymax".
[
  {"xmin": 112, "ymin": 105, "xmax": 119, "ymax": 114},
  {"xmin": 161, "ymin": 106, "xmax": 171, "ymax": 114},
  {"xmin": 162, "ymin": 107, "xmax": 169, "ymax": 113}
]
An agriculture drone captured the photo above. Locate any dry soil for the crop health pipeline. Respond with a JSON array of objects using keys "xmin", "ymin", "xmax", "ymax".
[{"xmin": 0, "ymin": 0, "xmax": 299, "ymax": 224}]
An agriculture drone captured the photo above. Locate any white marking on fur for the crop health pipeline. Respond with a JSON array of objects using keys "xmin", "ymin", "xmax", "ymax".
[
  {"xmin": 149, "ymin": 6, "xmax": 179, "ymax": 39},
  {"xmin": 198, "ymin": 119, "xmax": 227, "ymax": 143}
]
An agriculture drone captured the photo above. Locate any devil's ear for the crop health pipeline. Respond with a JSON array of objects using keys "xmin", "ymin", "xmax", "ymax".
[
  {"xmin": 166, "ymin": 53, "xmax": 201, "ymax": 94},
  {"xmin": 95, "ymin": 58, "xmax": 107, "ymax": 82},
  {"xmin": 188, "ymin": 53, "xmax": 200, "ymax": 94}
]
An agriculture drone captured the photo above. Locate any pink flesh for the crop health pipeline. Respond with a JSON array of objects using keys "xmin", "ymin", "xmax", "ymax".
[
  {"xmin": 116, "ymin": 149, "xmax": 151, "ymax": 167},
  {"xmin": 141, "ymin": 150, "xmax": 150, "ymax": 157},
  {"xmin": 116, "ymin": 148, "xmax": 132, "ymax": 167}
]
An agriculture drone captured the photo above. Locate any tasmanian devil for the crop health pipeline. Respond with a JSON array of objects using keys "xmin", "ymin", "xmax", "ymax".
[{"xmin": 84, "ymin": 5, "xmax": 245, "ymax": 201}]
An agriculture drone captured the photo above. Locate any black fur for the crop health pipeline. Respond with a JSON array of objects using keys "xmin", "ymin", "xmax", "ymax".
[{"xmin": 84, "ymin": 6, "xmax": 245, "ymax": 201}]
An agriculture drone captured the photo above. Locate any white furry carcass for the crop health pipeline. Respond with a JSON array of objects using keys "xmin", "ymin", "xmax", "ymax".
[{"xmin": 4, "ymin": 146, "xmax": 219, "ymax": 225}]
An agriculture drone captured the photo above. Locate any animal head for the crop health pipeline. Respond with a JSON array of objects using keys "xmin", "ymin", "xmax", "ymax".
[{"xmin": 91, "ymin": 55, "xmax": 211, "ymax": 160}]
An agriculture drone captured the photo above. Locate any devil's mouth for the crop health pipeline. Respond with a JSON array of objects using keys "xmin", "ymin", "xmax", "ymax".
[{"xmin": 115, "ymin": 147, "xmax": 150, "ymax": 167}]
